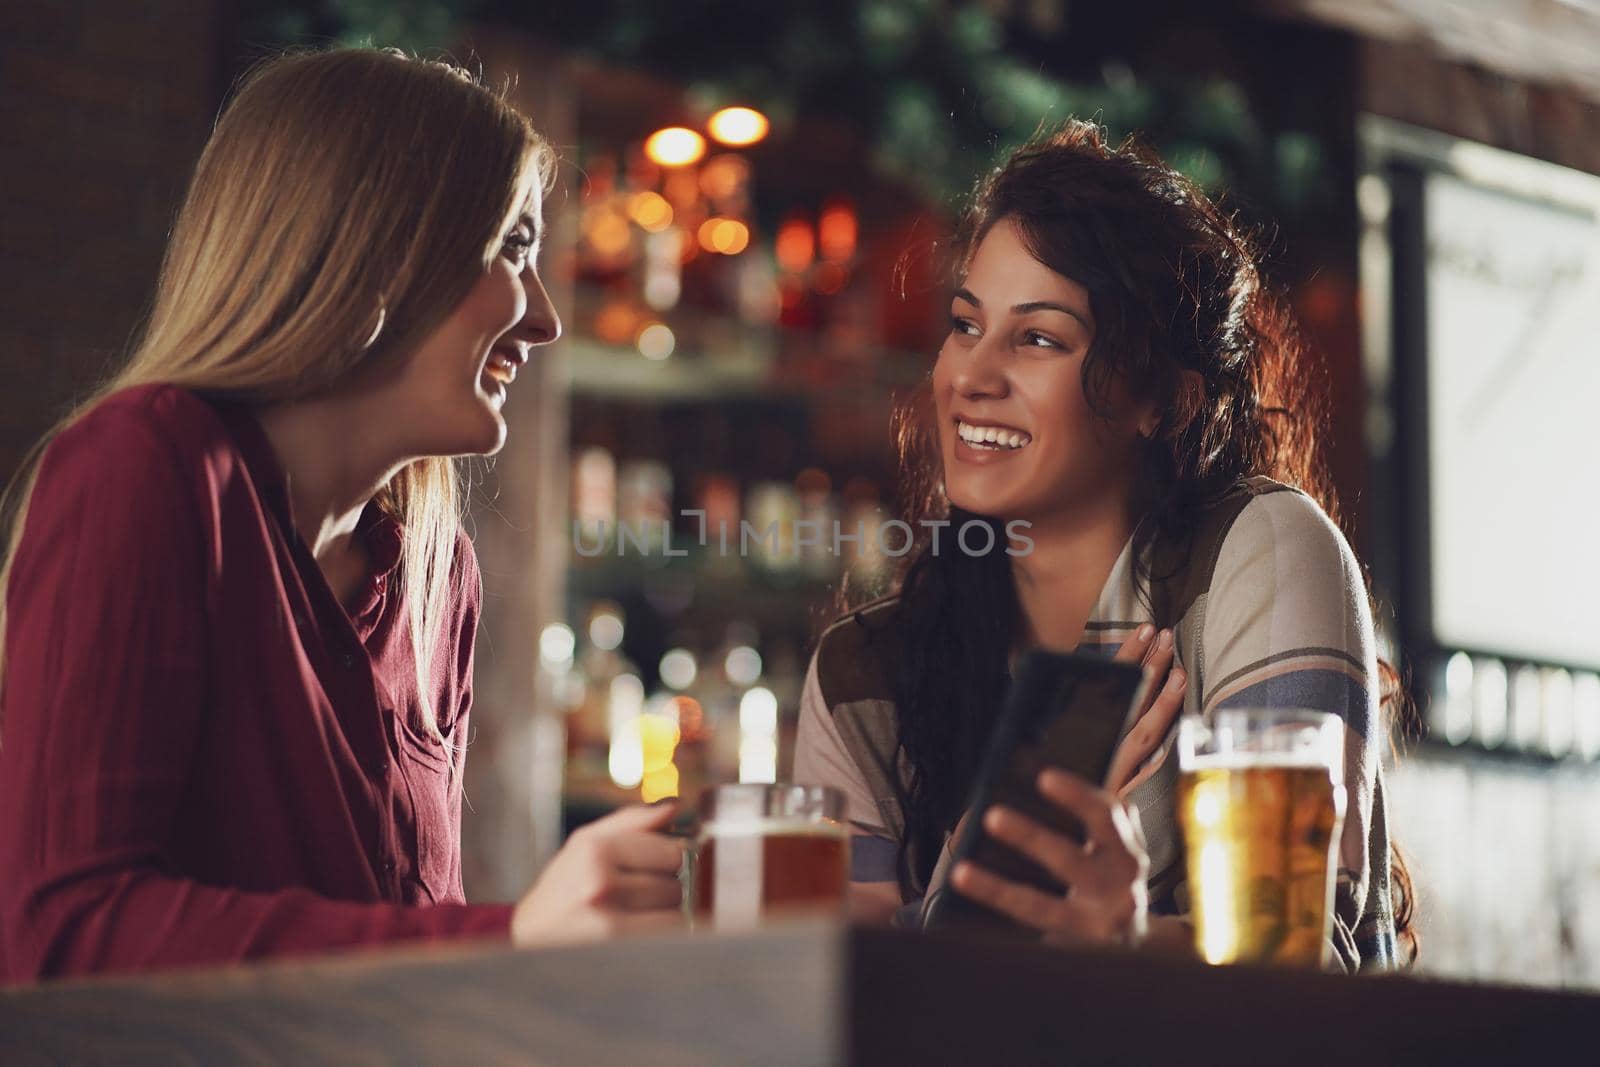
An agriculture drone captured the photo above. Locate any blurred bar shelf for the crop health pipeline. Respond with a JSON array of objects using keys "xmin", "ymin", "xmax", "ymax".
[
  {"xmin": 565, "ymin": 283, "xmax": 927, "ymax": 404},
  {"xmin": 562, "ymin": 332, "xmax": 928, "ymax": 403},
  {"xmin": 564, "ymin": 333, "xmax": 774, "ymax": 401},
  {"xmin": 3, "ymin": 919, "xmax": 1591, "ymax": 1065},
  {"xmin": 568, "ymin": 552, "xmax": 839, "ymax": 608}
]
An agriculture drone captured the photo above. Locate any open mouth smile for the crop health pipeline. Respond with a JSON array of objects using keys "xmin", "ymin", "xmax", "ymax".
[
  {"xmin": 955, "ymin": 419, "xmax": 1031, "ymax": 451},
  {"xmin": 480, "ymin": 344, "xmax": 529, "ymax": 404},
  {"xmin": 484, "ymin": 347, "xmax": 523, "ymax": 387}
]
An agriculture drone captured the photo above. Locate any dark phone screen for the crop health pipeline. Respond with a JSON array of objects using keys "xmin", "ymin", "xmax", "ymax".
[
  {"xmin": 969, "ymin": 659, "xmax": 1141, "ymax": 890},
  {"xmin": 924, "ymin": 650, "xmax": 1144, "ymax": 932}
]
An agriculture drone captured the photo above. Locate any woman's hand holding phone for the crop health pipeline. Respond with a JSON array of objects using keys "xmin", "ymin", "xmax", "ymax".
[
  {"xmin": 947, "ymin": 625, "xmax": 1187, "ymax": 947},
  {"xmin": 951, "ymin": 769, "xmax": 1150, "ymax": 946}
]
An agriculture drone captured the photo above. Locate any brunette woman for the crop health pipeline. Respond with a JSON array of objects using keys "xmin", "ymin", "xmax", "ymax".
[{"xmin": 796, "ymin": 121, "xmax": 1410, "ymax": 969}]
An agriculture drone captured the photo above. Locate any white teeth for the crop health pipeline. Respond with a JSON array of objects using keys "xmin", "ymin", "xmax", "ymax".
[
  {"xmin": 956, "ymin": 420, "xmax": 1030, "ymax": 450},
  {"xmin": 484, "ymin": 352, "xmax": 517, "ymax": 387}
]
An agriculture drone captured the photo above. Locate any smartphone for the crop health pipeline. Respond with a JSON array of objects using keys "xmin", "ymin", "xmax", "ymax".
[{"xmin": 920, "ymin": 648, "xmax": 1146, "ymax": 936}]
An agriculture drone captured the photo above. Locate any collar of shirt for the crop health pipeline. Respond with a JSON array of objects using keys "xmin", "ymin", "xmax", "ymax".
[{"xmin": 213, "ymin": 398, "xmax": 406, "ymax": 633}]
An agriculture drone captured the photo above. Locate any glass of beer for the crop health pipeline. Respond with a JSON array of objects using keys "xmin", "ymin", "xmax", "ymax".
[
  {"xmin": 691, "ymin": 783, "xmax": 849, "ymax": 931},
  {"xmin": 1176, "ymin": 709, "xmax": 1346, "ymax": 967}
]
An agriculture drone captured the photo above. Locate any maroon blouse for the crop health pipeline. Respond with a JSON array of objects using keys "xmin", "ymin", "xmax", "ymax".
[{"xmin": 0, "ymin": 385, "xmax": 513, "ymax": 983}]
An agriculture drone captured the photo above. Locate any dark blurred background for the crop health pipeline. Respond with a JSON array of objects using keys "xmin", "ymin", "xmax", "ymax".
[{"xmin": 4, "ymin": 0, "xmax": 1599, "ymax": 987}]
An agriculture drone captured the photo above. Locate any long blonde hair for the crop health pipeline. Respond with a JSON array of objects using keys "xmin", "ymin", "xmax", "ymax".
[{"xmin": 0, "ymin": 48, "xmax": 554, "ymax": 748}]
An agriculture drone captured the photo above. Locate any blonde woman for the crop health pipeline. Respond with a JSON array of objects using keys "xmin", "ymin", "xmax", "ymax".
[{"xmin": 0, "ymin": 49, "xmax": 684, "ymax": 983}]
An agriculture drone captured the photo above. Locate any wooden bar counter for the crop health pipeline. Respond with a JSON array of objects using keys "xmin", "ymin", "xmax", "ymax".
[{"xmin": 1, "ymin": 920, "xmax": 1590, "ymax": 1064}]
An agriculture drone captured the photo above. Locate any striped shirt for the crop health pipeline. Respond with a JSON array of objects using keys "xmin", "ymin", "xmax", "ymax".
[{"xmin": 795, "ymin": 485, "xmax": 1398, "ymax": 971}]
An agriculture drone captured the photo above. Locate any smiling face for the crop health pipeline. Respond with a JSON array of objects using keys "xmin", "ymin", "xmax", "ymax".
[
  {"xmin": 932, "ymin": 216, "xmax": 1150, "ymax": 526},
  {"xmin": 385, "ymin": 189, "xmax": 562, "ymax": 458}
]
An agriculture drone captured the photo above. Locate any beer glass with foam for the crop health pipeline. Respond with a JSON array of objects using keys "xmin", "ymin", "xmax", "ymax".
[
  {"xmin": 1176, "ymin": 709, "xmax": 1346, "ymax": 967},
  {"xmin": 691, "ymin": 784, "xmax": 849, "ymax": 931}
]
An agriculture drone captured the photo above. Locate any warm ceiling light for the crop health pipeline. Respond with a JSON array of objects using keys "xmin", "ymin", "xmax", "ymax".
[
  {"xmin": 707, "ymin": 106, "xmax": 769, "ymax": 146},
  {"xmin": 643, "ymin": 127, "xmax": 707, "ymax": 167},
  {"xmin": 645, "ymin": 126, "xmax": 707, "ymax": 167}
]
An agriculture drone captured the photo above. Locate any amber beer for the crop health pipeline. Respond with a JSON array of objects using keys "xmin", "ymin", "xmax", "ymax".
[
  {"xmin": 1176, "ymin": 710, "xmax": 1346, "ymax": 967},
  {"xmin": 692, "ymin": 785, "xmax": 848, "ymax": 931}
]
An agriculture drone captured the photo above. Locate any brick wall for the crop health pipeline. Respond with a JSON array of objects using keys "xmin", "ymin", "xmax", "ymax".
[{"xmin": 0, "ymin": 2, "xmax": 222, "ymax": 487}]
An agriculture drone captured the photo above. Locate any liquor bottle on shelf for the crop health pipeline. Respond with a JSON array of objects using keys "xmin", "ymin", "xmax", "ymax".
[
  {"xmin": 840, "ymin": 477, "xmax": 893, "ymax": 595},
  {"xmin": 744, "ymin": 480, "xmax": 800, "ymax": 575},
  {"xmin": 645, "ymin": 641, "xmax": 702, "ymax": 804},
  {"xmin": 567, "ymin": 602, "xmax": 638, "ymax": 781},
  {"xmin": 617, "ymin": 459, "xmax": 673, "ymax": 557},
  {"xmin": 693, "ymin": 471, "xmax": 742, "ymax": 578},
  {"xmin": 694, "ymin": 622, "xmax": 762, "ymax": 786},
  {"xmin": 571, "ymin": 445, "xmax": 617, "ymax": 559},
  {"xmin": 761, "ymin": 640, "xmax": 807, "ymax": 783},
  {"xmin": 795, "ymin": 467, "xmax": 840, "ymax": 582}
]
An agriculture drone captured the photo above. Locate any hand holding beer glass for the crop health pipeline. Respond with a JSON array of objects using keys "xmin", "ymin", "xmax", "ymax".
[
  {"xmin": 691, "ymin": 784, "xmax": 850, "ymax": 931},
  {"xmin": 1177, "ymin": 709, "xmax": 1346, "ymax": 968}
]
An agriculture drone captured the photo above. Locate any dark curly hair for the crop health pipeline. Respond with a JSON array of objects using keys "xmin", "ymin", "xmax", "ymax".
[{"xmin": 879, "ymin": 119, "xmax": 1415, "ymax": 961}]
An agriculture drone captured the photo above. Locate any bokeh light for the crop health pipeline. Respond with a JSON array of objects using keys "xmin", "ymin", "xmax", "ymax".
[
  {"xmin": 818, "ymin": 199, "xmax": 857, "ymax": 261},
  {"xmin": 538, "ymin": 623, "xmax": 575, "ymax": 668},
  {"xmin": 707, "ymin": 106, "xmax": 769, "ymax": 146},
  {"xmin": 589, "ymin": 610, "xmax": 624, "ymax": 651},
  {"xmin": 645, "ymin": 126, "xmax": 706, "ymax": 167},
  {"xmin": 626, "ymin": 190, "xmax": 674, "ymax": 231},
  {"xmin": 593, "ymin": 301, "xmax": 638, "ymax": 345},
  {"xmin": 642, "ymin": 764, "xmax": 681, "ymax": 803},
  {"xmin": 697, "ymin": 217, "xmax": 750, "ymax": 255},
  {"xmin": 699, "ymin": 154, "xmax": 751, "ymax": 200},
  {"xmin": 776, "ymin": 216, "xmax": 815, "ymax": 273},
  {"xmin": 660, "ymin": 648, "xmax": 698, "ymax": 690},
  {"xmin": 725, "ymin": 645, "xmax": 762, "ymax": 687},
  {"xmin": 739, "ymin": 686, "xmax": 778, "ymax": 736},
  {"xmin": 636, "ymin": 322, "xmax": 676, "ymax": 361},
  {"xmin": 584, "ymin": 208, "xmax": 632, "ymax": 257}
]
